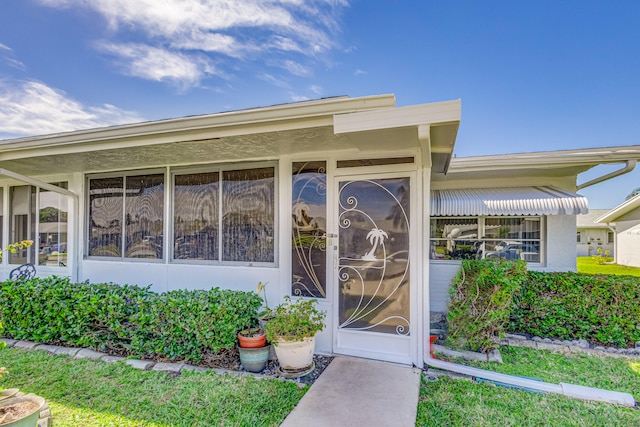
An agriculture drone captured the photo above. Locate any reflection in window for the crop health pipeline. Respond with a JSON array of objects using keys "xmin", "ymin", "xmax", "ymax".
[
  {"xmin": 430, "ymin": 216, "xmax": 542, "ymax": 263},
  {"xmin": 89, "ymin": 177, "xmax": 123, "ymax": 257},
  {"xmin": 173, "ymin": 172, "xmax": 219, "ymax": 261},
  {"xmin": 89, "ymin": 174, "xmax": 165, "ymax": 259},
  {"xmin": 39, "ymin": 183, "xmax": 69, "ymax": 267},
  {"xmin": 125, "ymin": 175, "xmax": 164, "ymax": 259},
  {"xmin": 292, "ymin": 161, "xmax": 326, "ymax": 298},
  {"xmin": 430, "ymin": 218, "xmax": 479, "ymax": 261},
  {"xmin": 222, "ymin": 168, "xmax": 274, "ymax": 262},
  {"xmin": 9, "ymin": 186, "xmax": 36, "ymax": 264}
]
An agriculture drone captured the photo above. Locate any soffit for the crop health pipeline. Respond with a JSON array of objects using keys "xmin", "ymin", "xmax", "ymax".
[{"xmin": 0, "ymin": 125, "xmax": 417, "ymax": 175}]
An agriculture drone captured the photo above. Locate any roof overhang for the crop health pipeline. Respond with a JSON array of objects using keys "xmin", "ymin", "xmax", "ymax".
[
  {"xmin": 441, "ymin": 145, "xmax": 640, "ymax": 182},
  {"xmin": 596, "ymin": 193, "xmax": 640, "ymax": 223},
  {"xmin": 0, "ymin": 95, "xmax": 461, "ymax": 176},
  {"xmin": 431, "ymin": 186, "xmax": 588, "ymax": 216},
  {"xmin": 333, "ymin": 100, "xmax": 461, "ymax": 173}
]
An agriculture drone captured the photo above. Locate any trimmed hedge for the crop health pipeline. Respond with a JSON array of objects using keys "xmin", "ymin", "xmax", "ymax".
[
  {"xmin": 510, "ymin": 271, "xmax": 640, "ymax": 348},
  {"xmin": 447, "ymin": 259, "xmax": 527, "ymax": 352},
  {"xmin": 0, "ymin": 277, "xmax": 262, "ymax": 361}
]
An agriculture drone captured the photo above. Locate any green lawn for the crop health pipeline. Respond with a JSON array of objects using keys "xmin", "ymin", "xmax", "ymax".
[
  {"xmin": 0, "ymin": 348, "xmax": 306, "ymax": 427},
  {"xmin": 577, "ymin": 256, "xmax": 640, "ymax": 276},
  {"xmin": 418, "ymin": 346, "xmax": 640, "ymax": 426}
]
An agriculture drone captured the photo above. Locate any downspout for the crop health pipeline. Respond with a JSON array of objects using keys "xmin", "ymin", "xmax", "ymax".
[
  {"xmin": 577, "ymin": 160, "xmax": 636, "ymax": 190},
  {"xmin": 424, "ymin": 355, "xmax": 635, "ymax": 406},
  {"xmin": 0, "ymin": 167, "xmax": 80, "ymax": 282}
]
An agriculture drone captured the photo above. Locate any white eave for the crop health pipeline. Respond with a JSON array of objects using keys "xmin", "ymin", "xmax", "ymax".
[
  {"xmin": 431, "ymin": 186, "xmax": 589, "ymax": 216},
  {"xmin": 596, "ymin": 193, "xmax": 640, "ymax": 223},
  {"xmin": 0, "ymin": 94, "xmax": 397, "ymax": 153},
  {"xmin": 334, "ymin": 99, "xmax": 461, "ymax": 173}
]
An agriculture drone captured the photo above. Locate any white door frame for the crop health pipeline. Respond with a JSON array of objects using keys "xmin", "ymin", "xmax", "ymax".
[{"xmin": 329, "ymin": 169, "xmax": 418, "ymax": 365}]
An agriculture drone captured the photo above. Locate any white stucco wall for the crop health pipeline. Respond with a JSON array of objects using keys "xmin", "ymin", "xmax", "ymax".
[{"xmin": 613, "ymin": 211, "xmax": 640, "ymax": 267}]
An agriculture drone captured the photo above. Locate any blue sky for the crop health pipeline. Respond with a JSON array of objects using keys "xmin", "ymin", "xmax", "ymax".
[{"xmin": 0, "ymin": 0, "xmax": 639, "ymax": 208}]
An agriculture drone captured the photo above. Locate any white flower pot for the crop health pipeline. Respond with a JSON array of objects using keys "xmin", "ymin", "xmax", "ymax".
[{"xmin": 273, "ymin": 336, "xmax": 315, "ymax": 371}]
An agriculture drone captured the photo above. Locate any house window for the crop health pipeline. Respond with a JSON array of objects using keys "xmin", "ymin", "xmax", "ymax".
[
  {"xmin": 9, "ymin": 185, "xmax": 36, "ymax": 264},
  {"xmin": 173, "ymin": 166, "xmax": 275, "ymax": 263},
  {"xmin": 221, "ymin": 167, "xmax": 274, "ymax": 263},
  {"xmin": 430, "ymin": 216, "xmax": 542, "ymax": 263},
  {"xmin": 88, "ymin": 173, "xmax": 165, "ymax": 259},
  {"xmin": 9, "ymin": 183, "xmax": 69, "ymax": 265},
  {"xmin": 39, "ymin": 183, "xmax": 69, "ymax": 267},
  {"xmin": 173, "ymin": 172, "xmax": 219, "ymax": 261},
  {"xmin": 577, "ymin": 231, "xmax": 582, "ymax": 243},
  {"xmin": 607, "ymin": 231, "xmax": 614, "ymax": 244}
]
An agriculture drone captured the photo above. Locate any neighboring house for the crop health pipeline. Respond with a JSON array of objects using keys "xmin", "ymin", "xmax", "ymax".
[
  {"xmin": 1, "ymin": 94, "xmax": 639, "ymax": 367},
  {"xmin": 596, "ymin": 194, "xmax": 640, "ymax": 267},
  {"xmin": 576, "ymin": 209, "xmax": 614, "ymax": 256}
]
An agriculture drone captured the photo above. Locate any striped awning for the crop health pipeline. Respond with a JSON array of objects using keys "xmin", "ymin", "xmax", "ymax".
[{"xmin": 431, "ymin": 187, "xmax": 588, "ymax": 216}]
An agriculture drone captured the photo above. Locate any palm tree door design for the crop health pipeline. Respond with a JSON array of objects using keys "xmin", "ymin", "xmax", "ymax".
[{"xmin": 334, "ymin": 175, "xmax": 412, "ymax": 362}]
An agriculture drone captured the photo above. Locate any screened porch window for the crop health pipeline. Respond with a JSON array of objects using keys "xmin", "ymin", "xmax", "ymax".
[
  {"xmin": 9, "ymin": 183, "xmax": 69, "ymax": 266},
  {"xmin": 88, "ymin": 173, "xmax": 164, "ymax": 259},
  {"xmin": 172, "ymin": 166, "xmax": 275, "ymax": 263},
  {"xmin": 430, "ymin": 216, "xmax": 542, "ymax": 263}
]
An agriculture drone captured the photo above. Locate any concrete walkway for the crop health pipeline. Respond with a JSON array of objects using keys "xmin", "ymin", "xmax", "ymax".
[{"xmin": 280, "ymin": 357, "xmax": 422, "ymax": 427}]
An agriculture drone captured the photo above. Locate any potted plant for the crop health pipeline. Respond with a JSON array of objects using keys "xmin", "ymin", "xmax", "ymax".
[
  {"xmin": 236, "ymin": 282, "xmax": 271, "ymax": 373},
  {"xmin": 255, "ymin": 281, "xmax": 274, "ymax": 328},
  {"xmin": 1, "ymin": 318, "xmax": 45, "ymax": 427},
  {"xmin": 237, "ymin": 326, "xmax": 270, "ymax": 373},
  {"xmin": 264, "ymin": 296, "xmax": 326, "ymax": 374},
  {"xmin": 237, "ymin": 327, "xmax": 266, "ymax": 348}
]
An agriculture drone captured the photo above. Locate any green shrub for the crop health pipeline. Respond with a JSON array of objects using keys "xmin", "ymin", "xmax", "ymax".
[
  {"xmin": 510, "ymin": 271, "xmax": 640, "ymax": 347},
  {"xmin": 447, "ymin": 259, "xmax": 527, "ymax": 353},
  {"xmin": 0, "ymin": 277, "xmax": 262, "ymax": 362}
]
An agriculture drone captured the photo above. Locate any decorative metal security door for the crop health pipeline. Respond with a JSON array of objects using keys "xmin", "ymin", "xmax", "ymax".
[{"xmin": 334, "ymin": 174, "xmax": 413, "ymax": 363}]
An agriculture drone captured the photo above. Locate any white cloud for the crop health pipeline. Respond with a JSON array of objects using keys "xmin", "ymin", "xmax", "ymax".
[
  {"xmin": 37, "ymin": 0, "xmax": 348, "ymax": 83},
  {"xmin": 96, "ymin": 42, "xmax": 221, "ymax": 89},
  {"xmin": 289, "ymin": 92, "xmax": 310, "ymax": 102},
  {"xmin": 281, "ymin": 59, "xmax": 311, "ymax": 76},
  {"xmin": 354, "ymin": 69, "xmax": 367, "ymax": 76},
  {"xmin": 258, "ymin": 73, "xmax": 291, "ymax": 88},
  {"xmin": 0, "ymin": 79, "xmax": 143, "ymax": 138},
  {"xmin": 0, "ymin": 43, "xmax": 11, "ymax": 51},
  {"xmin": 310, "ymin": 85, "xmax": 322, "ymax": 95}
]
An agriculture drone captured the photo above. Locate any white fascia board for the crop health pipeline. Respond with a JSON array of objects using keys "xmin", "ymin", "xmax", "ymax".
[
  {"xmin": 595, "ymin": 193, "xmax": 640, "ymax": 223},
  {"xmin": 450, "ymin": 145, "xmax": 640, "ymax": 172},
  {"xmin": 0, "ymin": 94, "xmax": 397, "ymax": 153},
  {"xmin": 333, "ymin": 100, "xmax": 461, "ymax": 134}
]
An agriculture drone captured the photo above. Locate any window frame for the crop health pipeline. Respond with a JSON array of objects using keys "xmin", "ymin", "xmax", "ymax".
[
  {"xmin": 169, "ymin": 161, "xmax": 278, "ymax": 267},
  {"xmin": 429, "ymin": 215, "xmax": 545, "ymax": 265},
  {"xmin": 85, "ymin": 168, "xmax": 166, "ymax": 263},
  {"xmin": 86, "ymin": 162, "xmax": 278, "ymax": 267}
]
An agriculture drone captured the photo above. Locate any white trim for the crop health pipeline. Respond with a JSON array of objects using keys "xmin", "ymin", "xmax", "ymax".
[
  {"xmin": 596, "ymin": 193, "xmax": 640, "ymax": 223},
  {"xmin": 333, "ymin": 100, "xmax": 461, "ymax": 134}
]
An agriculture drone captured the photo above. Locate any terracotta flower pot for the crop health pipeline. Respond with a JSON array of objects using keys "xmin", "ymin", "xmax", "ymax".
[{"xmin": 237, "ymin": 328, "xmax": 266, "ymax": 348}]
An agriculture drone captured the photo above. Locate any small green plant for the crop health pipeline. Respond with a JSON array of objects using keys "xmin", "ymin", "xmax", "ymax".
[
  {"xmin": 264, "ymin": 296, "xmax": 326, "ymax": 343},
  {"xmin": 447, "ymin": 259, "xmax": 527, "ymax": 353},
  {"xmin": 0, "ymin": 321, "xmax": 6, "ymax": 380}
]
